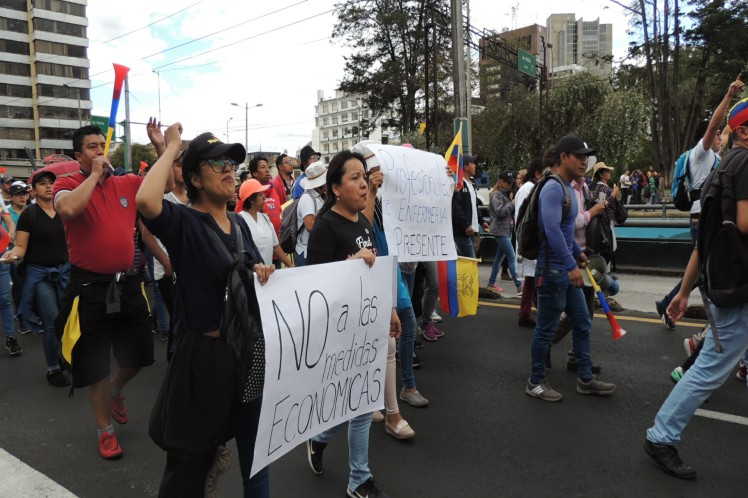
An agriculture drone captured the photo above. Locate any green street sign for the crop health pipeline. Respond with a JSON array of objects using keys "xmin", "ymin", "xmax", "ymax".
[
  {"xmin": 518, "ymin": 49, "xmax": 537, "ymax": 77},
  {"xmin": 90, "ymin": 115, "xmax": 113, "ymax": 139}
]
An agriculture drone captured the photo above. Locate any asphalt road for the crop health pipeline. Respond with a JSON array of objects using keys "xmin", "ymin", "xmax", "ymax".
[{"xmin": 1, "ymin": 303, "xmax": 747, "ymax": 498}]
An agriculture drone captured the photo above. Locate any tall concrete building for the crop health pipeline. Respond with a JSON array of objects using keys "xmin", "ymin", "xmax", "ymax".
[
  {"xmin": 312, "ymin": 90, "xmax": 399, "ymax": 162},
  {"xmin": 0, "ymin": 0, "xmax": 90, "ymax": 177},
  {"xmin": 479, "ymin": 24, "xmax": 547, "ymax": 102},
  {"xmin": 547, "ymin": 13, "xmax": 612, "ymax": 77}
]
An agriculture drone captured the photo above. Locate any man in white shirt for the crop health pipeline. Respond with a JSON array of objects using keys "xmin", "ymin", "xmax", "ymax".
[
  {"xmin": 656, "ymin": 78, "xmax": 745, "ymax": 328},
  {"xmin": 451, "ymin": 155, "xmax": 479, "ymax": 258},
  {"xmin": 295, "ymin": 161, "xmax": 327, "ymax": 266}
]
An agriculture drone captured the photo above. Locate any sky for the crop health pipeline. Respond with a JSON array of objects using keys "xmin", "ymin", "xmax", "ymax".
[{"xmin": 86, "ymin": 0, "xmax": 632, "ymax": 156}]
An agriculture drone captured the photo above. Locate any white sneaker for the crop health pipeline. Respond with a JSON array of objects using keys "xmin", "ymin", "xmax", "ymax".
[{"xmin": 431, "ymin": 311, "xmax": 443, "ymax": 323}]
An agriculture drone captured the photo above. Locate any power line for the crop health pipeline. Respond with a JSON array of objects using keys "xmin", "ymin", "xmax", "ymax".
[
  {"xmin": 153, "ymin": 8, "xmax": 334, "ymax": 71},
  {"xmin": 97, "ymin": 1, "xmax": 205, "ymax": 44},
  {"xmin": 142, "ymin": 0, "xmax": 310, "ymax": 60}
]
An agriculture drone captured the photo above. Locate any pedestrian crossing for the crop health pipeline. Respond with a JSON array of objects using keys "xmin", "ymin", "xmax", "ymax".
[{"xmin": 0, "ymin": 448, "xmax": 77, "ymax": 498}]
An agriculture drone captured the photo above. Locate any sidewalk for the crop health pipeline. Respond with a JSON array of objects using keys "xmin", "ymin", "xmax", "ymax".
[{"xmin": 478, "ymin": 264, "xmax": 681, "ymax": 315}]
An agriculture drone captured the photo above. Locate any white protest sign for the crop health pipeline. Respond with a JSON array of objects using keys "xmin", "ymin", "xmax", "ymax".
[
  {"xmin": 367, "ymin": 143, "xmax": 457, "ymax": 262},
  {"xmin": 251, "ymin": 256, "xmax": 395, "ymax": 476}
]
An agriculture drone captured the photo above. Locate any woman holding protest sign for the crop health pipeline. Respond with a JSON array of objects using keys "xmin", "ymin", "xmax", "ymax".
[
  {"xmin": 136, "ymin": 124, "xmax": 275, "ymax": 498},
  {"xmin": 305, "ymin": 149, "xmax": 402, "ymax": 498}
]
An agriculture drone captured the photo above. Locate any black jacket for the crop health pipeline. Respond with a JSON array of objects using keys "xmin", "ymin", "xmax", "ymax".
[{"xmin": 452, "ymin": 179, "xmax": 476, "ymax": 237}]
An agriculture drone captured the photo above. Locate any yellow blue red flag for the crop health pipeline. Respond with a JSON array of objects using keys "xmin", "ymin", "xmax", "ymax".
[
  {"xmin": 444, "ymin": 129, "xmax": 464, "ymax": 189},
  {"xmin": 437, "ymin": 256, "xmax": 479, "ymax": 318},
  {"xmin": 103, "ymin": 63, "xmax": 130, "ymax": 156}
]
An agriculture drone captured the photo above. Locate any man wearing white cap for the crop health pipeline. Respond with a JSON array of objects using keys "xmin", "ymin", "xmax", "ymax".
[{"xmin": 294, "ymin": 160, "xmax": 327, "ymax": 266}]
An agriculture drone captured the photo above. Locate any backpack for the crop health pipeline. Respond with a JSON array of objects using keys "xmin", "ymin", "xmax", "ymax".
[
  {"xmin": 516, "ymin": 174, "xmax": 571, "ymax": 260},
  {"xmin": 279, "ymin": 194, "xmax": 317, "ymax": 254},
  {"xmin": 672, "ymin": 148, "xmax": 720, "ymax": 211},
  {"xmin": 697, "ymin": 147, "xmax": 748, "ymax": 307}
]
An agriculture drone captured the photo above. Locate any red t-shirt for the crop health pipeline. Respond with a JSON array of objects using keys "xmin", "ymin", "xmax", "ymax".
[
  {"xmin": 263, "ymin": 185, "xmax": 282, "ymax": 235},
  {"xmin": 53, "ymin": 172, "xmax": 143, "ymax": 274},
  {"xmin": 270, "ymin": 174, "xmax": 290, "ymax": 205}
]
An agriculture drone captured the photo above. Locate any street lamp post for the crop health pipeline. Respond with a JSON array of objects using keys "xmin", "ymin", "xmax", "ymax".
[
  {"xmin": 231, "ymin": 102, "xmax": 263, "ymax": 158},
  {"xmin": 226, "ymin": 117, "xmax": 233, "ymax": 142}
]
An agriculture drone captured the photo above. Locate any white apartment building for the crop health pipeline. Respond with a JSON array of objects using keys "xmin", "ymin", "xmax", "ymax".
[
  {"xmin": 312, "ymin": 89, "xmax": 398, "ymax": 161},
  {"xmin": 546, "ymin": 13, "xmax": 612, "ymax": 78},
  {"xmin": 0, "ymin": 0, "xmax": 90, "ymax": 177}
]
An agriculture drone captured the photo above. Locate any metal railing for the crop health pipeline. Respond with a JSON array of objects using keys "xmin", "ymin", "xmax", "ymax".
[{"xmin": 624, "ymin": 203, "xmax": 676, "ymax": 217}]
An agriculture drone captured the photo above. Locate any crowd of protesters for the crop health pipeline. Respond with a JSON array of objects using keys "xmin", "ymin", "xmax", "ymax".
[{"xmin": 0, "ymin": 76, "xmax": 746, "ymax": 498}]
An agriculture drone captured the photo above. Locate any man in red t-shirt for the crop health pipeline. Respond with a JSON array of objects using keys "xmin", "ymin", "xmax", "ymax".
[
  {"xmin": 54, "ymin": 125, "xmax": 154, "ymax": 461},
  {"xmin": 270, "ymin": 153, "xmax": 294, "ymax": 204},
  {"xmin": 249, "ymin": 155, "xmax": 282, "ymax": 235}
]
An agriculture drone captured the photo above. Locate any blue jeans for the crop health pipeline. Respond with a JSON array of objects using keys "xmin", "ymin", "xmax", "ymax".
[
  {"xmin": 489, "ymin": 235, "xmax": 519, "ymax": 288},
  {"xmin": 647, "ymin": 302, "xmax": 748, "ymax": 445},
  {"xmin": 531, "ymin": 269, "xmax": 593, "ymax": 384},
  {"xmin": 0, "ymin": 264, "xmax": 15, "ymax": 338},
  {"xmin": 23, "ymin": 264, "xmax": 69, "ymax": 369},
  {"xmin": 454, "ymin": 235, "xmax": 475, "ymax": 258},
  {"xmin": 660, "ymin": 219, "xmax": 700, "ymax": 310},
  {"xmin": 397, "ymin": 306, "xmax": 417, "ymax": 390},
  {"xmin": 235, "ymin": 398, "xmax": 270, "ymax": 498},
  {"xmin": 313, "ymin": 413, "xmax": 373, "ymax": 491}
]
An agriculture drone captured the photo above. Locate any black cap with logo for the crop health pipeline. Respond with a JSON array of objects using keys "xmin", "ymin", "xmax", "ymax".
[
  {"xmin": 181, "ymin": 132, "xmax": 246, "ymax": 174},
  {"xmin": 555, "ymin": 135, "xmax": 596, "ymax": 156}
]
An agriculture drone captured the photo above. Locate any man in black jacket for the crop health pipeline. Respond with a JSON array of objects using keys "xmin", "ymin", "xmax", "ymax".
[{"xmin": 452, "ymin": 155, "xmax": 479, "ymax": 258}]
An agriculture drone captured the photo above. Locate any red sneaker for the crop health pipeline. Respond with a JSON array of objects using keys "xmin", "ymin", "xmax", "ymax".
[
  {"xmin": 98, "ymin": 432, "xmax": 123, "ymax": 460},
  {"xmin": 422, "ymin": 323, "xmax": 440, "ymax": 342},
  {"xmin": 112, "ymin": 395, "xmax": 128, "ymax": 424}
]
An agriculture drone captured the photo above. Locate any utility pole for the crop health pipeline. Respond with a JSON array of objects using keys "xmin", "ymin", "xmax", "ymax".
[
  {"xmin": 154, "ymin": 70, "xmax": 162, "ymax": 123},
  {"xmin": 124, "ymin": 75, "xmax": 132, "ymax": 171},
  {"xmin": 464, "ymin": 0, "xmax": 472, "ymax": 155},
  {"xmin": 244, "ymin": 103, "xmax": 248, "ymax": 156},
  {"xmin": 425, "ymin": 22, "xmax": 431, "ymax": 150},
  {"xmin": 450, "ymin": 0, "xmax": 468, "ymax": 153}
]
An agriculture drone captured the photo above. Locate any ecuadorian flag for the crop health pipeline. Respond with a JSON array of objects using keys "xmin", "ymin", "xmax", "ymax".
[
  {"xmin": 437, "ymin": 257, "xmax": 479, "ymax": 318},
  {"xmin": 103, "ymin": 63, "xmax": 130, "ymax": 156},
  {"xmin": 444, "ymin": 129, "xmax": 464, "ymax": 190}
]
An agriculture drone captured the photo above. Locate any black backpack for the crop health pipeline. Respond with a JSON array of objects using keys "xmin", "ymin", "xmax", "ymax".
[
  {"xmin": 516, "ymin": 174, "xmax": 571, "ymax": 260},
  {"xmin": 279, "ymin": 194, "xmax": 317, "ymax": 254},
  {"xmin": 697, "ymin": 147, "xmax": 748, "ymax": 307}
]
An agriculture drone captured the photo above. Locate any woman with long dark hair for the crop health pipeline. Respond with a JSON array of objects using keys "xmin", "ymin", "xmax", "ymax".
[{"xmin": 304, "ymin": 150, "xmax": 401, "ymax": 498}]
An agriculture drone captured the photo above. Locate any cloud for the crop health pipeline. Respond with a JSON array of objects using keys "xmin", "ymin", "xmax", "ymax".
[{"xmin": 87, "ymin": 0, "xmax": 634, "ymax": 155}]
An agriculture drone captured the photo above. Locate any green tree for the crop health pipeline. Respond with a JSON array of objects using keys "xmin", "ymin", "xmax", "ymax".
[
  {"xmin": 110, "ymin": 143, "xmax": 156, "ymax": 171},
  {"xmin": 622, "ymin": 0, "xmax": 748, "ymax": 181},
  {"xmin": 332, "ymin": 0, "xmax": 452, "ymax": 137}
]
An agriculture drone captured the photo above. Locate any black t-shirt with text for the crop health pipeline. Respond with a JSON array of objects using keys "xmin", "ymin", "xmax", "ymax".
[
  {"xmin": 16, "ymin": 204, "xmax": 68, "ymax": 266},
  {"xmin": 307, "ymin": 209, "xmax": 375, "ymax": 265}
]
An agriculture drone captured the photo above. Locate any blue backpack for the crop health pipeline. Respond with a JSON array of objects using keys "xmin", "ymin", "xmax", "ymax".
[{"xmin": 672, "ymin": 148, "xmax": 719, "ymax": 211}]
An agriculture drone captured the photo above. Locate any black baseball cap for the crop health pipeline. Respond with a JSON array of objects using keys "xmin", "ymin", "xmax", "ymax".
[
  {"xmin": 182, "ymin": 132, "xmax": 246, "ymax": 174},
  {"xmin": 498, "ymin": 172, "xmax": 513, "ymax": 183},
  {"xmin": 31, "ymin": 170, "xmax": 55, "ymax": 186},
  {"xmin": 555, "ymin": 135, "xmax": 596, "ymax": 156}
]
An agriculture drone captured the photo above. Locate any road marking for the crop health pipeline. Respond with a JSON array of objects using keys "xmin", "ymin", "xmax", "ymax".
[
  {"xmin": 695, "ymin": 409, "xmax": 748, "ymax": 426},
  {"xmin": 477, "ymin": 301, "xmax": 706, "ymax": 329},
  {"xmin": 0, "ymin": 448, "xmax": 77, "ymax": 497}
]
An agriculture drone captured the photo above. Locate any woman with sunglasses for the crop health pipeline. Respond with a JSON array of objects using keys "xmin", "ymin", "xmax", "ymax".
[
  {"xmin": 137, "ymin": 126, "xmax": 275, "ymax": 498},
  {"xmin": 303, "ymin": 150, "xmax": 401, "ymax": 498}
]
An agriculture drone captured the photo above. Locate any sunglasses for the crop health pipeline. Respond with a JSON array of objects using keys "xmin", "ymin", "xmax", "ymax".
[{"xmin": 203, "ymin": 159, "xmax": 238, "ymax": 174}]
